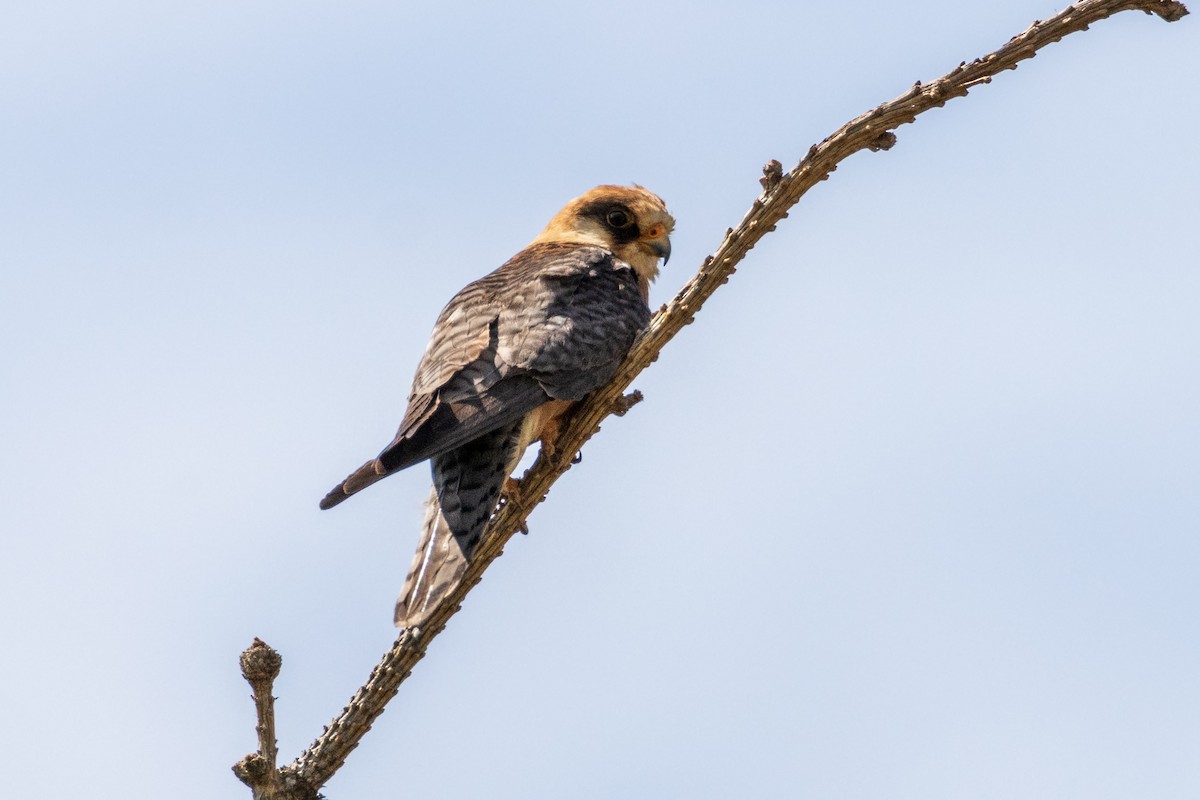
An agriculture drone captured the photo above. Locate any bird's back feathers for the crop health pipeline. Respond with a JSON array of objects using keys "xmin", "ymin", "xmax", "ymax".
[{"xmin": 319, "ymin": 244, "xmax": 648, "ymax": 510}]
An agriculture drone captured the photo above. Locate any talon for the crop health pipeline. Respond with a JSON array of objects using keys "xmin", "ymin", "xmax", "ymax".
[
  {"xmin": 571, "ymin": 451, "xmax": 583, "ymax": 465},
  {"xmin": 503, "ymin": 476, "xmax": 524, "ymax": 497},
  {"xmin": 501, "ymin": 476, "xmax": 527, "ymax": 511},
  {"xmin": 502, "ymin": 476, "xmax": 531, "ymax": 535}
]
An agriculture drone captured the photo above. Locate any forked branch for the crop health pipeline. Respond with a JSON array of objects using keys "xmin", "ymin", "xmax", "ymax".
[{"xmin": 235, "ymin": 1, "xmax": 1189, "ymax": 796}]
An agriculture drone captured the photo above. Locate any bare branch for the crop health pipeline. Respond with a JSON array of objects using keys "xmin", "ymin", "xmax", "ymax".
[
  {"xmin": 233, "ymin": 639, "xmax": 311, "ymax": 800},
  {"xmin": 240, "ymin": 0, "xmax": 1189, "ymax": 794}
]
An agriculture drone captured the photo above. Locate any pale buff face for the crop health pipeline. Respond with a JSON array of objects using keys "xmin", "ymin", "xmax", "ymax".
[{"xmin": 533, "ymin": 185, "xmax": 675, "ymax": 287}]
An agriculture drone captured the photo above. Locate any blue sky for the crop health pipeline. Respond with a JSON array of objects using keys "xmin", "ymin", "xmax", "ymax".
[{"xmin": 2, "ymin": 2, "xmax": 1197, "ymax": 798}]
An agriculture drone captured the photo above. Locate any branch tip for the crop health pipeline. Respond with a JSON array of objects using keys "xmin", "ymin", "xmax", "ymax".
[
  {"xmin": 240, "ymin": 638, "xmax": 282, "ymax": 686},
  {"xmin": 1162, "ymin": 0, "xmax": 1189, "ymax": 20}
]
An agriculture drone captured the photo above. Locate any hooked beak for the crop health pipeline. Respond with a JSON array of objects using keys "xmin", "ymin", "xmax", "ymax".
[
  {"xmin": 649, "ymin": 236, "xmax": 671, "ymax": 265},
  {"xmin": 640, "ymin": 227, "xmax": 671, "ymax": 265}
]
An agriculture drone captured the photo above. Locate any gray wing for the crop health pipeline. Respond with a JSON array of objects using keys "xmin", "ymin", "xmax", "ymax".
[{"xmin": 319, "ymin": 241, "xmax": 650, "ymax": 509}]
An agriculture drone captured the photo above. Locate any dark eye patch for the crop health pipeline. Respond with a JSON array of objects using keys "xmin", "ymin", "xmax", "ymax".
[{"xmin": 580, "ymin": 200, "xmax": 640, "ymax": 244}]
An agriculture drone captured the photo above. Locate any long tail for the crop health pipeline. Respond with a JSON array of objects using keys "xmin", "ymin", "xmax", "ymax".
[
  {"xmin": 393, "ymin": 420, "xmax": 526, "ymax": 628},
  {"xmin": 394, "ymin": 487, "xmax": 471, "ymax": 628}
]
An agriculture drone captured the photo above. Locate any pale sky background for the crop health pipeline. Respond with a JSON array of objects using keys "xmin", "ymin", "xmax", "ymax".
[{"xmin": 2, "ymin": 2, "xmax": 1198, "ymax": 798}]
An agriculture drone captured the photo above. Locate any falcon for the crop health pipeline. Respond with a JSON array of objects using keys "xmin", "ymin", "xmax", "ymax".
[{"xmin": 321, "ymin": 185, "xmax": 674, "ymax": 628}]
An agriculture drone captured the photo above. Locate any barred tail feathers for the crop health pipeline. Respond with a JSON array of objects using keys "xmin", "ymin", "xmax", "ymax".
[
  {"xmin": 394, "ymin": 419, "xmax": 526, "ymax": 627},
  {"xmin": 393, "ymin": 488, "xmax": 472, "ymax": 628}
]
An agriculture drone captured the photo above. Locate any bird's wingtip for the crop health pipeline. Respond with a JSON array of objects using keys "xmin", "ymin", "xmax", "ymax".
[
  {"xmin": 319, "ymin": 458, "xmax": 389, "ymax": 510},
  {"xmin": 318, "ymin": 490, "xmax": 345, "ymax": 510}
]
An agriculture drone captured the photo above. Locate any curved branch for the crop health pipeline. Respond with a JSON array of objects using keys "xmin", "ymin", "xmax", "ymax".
[{"xmin": 233, "ymin": 0, "xmax": 1189, "ymax": 795}]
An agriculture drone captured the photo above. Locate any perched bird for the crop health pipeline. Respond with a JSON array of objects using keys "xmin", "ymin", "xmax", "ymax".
[{"xmin": 321, "ymin": 185, "xmax": 674, "ymax": 628}]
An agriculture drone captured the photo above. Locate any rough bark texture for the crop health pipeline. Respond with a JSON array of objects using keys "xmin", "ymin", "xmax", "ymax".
[{"xmin": 234, "ymin": 2, "xmax": 1190, "ymax": 796}]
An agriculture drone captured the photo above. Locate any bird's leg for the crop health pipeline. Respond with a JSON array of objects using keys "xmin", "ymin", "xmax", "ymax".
[
  {"xmin": 498, "ymin": 401, "xmax": 582, "ymax": 534},
  {"xmin": 502, "ymin": 475, "xmax": 524, "ymax": 501},
  {"xmin": 537, "ymin": 415, "xmax": 570, "ymax": 466},
  {"xmin": 538, "ymin": 435, "xmax": 560, "ymax": 464},
  {"xmin": 500, "ymin": 476, "xmax": 530, "ymax": 534}
]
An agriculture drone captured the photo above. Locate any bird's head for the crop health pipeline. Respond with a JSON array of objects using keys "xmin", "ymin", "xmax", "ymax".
[{"xmin": 534, "ymin": 185, "xmax": 675, "ymax": 294}]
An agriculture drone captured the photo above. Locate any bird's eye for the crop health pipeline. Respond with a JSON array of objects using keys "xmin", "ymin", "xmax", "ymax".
[{"xmin": 605, "ymin": 208, "xmax": 632, "ymax": 228}]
